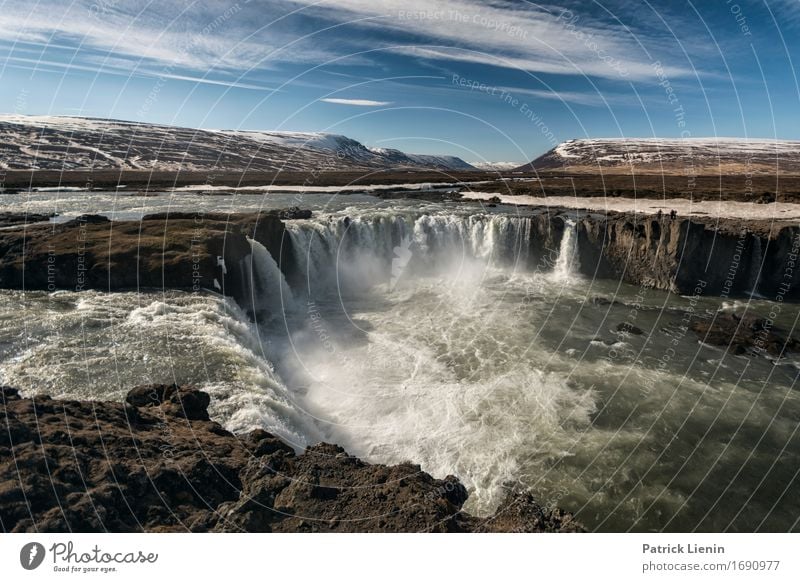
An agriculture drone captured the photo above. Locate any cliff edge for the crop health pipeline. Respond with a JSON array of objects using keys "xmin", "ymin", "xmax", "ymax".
[{"xmin": 0, "ymin": 384, "xmax": 583, "ymax": 533}]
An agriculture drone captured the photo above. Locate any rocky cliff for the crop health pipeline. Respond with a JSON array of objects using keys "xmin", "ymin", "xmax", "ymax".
[
  {"xmin": 2, "ymin": 208, "xmax": 797, "ymax": 303},
  {"xmin": 2, "ymin": 209, "xmax": 797, "ymax": 303},
  {"xmin": 0, "ymin": 211, "xmax": 296, "ymax": 310},
  {"xmin": 0, "ymin": 384, "xmax": 582, "ymax": 533},
  {"xmin": 524, "ymin": 211, "xmax": 799, "ymax": 300}
]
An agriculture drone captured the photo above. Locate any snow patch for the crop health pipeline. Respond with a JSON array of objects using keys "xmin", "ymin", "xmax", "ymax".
[{"xmin": 462, "ymin": 191, "xmax": 800, "ymax": 222}]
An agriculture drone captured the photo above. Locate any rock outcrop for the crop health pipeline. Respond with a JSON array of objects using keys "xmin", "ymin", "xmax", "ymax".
[
  {"xmin": 0, "ymin": 385, "xmax": 583, "ymax": 533},
  {"xmin": 0, "ymin": 211, "xmax": 294, "ymax": 308},
  {"xmin": 690, "ymin": 313, "xmax": 800, "ymax": 357},
  {"xmin": 523, "ymin": 211, "xmax": 799, "ymax": 300},
  {"xmin": 0, "ymin": 212, "xmax": 56, "ymax": 227}
]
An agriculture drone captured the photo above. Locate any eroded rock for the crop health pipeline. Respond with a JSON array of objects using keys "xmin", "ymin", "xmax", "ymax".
[
  {"xmin": 691, "ymin": 313, "xmax": 799, "ymax": 357},
  {"xmin": 0, "ymin": 385, "xmax": 583, "ymax": 533}
]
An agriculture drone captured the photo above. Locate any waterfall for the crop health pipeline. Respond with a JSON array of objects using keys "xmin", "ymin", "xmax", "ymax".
[
  {"xmin": 747, "ymin": 237, "xmax": 763, "ymax": 298},
  {"xmin": 551, "ymin": 219, "xmax": 581, "ymax": 282},
  {"xmin": 243, "ymin": 238, "xmax": 295, "ymax": 317},
  {"xmin": 285, "ymin": 212, "xmax": 535, "ymax": 296}
]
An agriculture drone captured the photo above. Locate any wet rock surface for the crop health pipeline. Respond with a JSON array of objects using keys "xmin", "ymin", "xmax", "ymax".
[
  {"xmin": 574, "ymin": 214, "xmax": 799, "ymax": 300},
  {"xmin": 0, "ymin": 212, "xmax": 56, "ymax": 227},
  {"xmin": 0, "ymin": 211, "xmax": 295, "ymax": 305},
  {"xmin": 690, "ymin": 313, "xmax": 800, "ymax": 357},
  {"xmin": 617, "ymin": 322, "xmax": 645, "ymax": 335},
  {"xmin": 1, "ymin": 207, "xmax": 798, "ymax": 302},
  {"xmin": 277, "ymin": 206, "xmax": 312, "ymax": 220},
  {"xmin": 0, "ymin": 385, "xmax": 584, "ymax": 533}
]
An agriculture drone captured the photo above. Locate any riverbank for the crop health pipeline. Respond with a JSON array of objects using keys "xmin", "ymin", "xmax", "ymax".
[{"xmin": 0, "ymin": 384, "xmax": 583, "ymax": 532}]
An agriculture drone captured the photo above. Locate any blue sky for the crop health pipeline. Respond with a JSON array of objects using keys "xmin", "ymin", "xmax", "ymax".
[{"xmin": 0, "ymin": 0, "xmax": 798, "ymax": 164}]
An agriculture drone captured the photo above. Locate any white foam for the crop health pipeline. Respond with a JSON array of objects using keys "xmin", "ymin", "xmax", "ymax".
[
  {"xmin": 244, "ymin": 238, "xmax": 295, "ymax": 318},
  {"xmin": 1, "ymin": 291, "xmax": 317, "ymax": 449},
  {"xmin": 273, "ymin": 275, "xmax": 597, "ymax": 513},
  {"xmin": 550, "ymin": 219, "xmax": 581, "ymax": 282}
]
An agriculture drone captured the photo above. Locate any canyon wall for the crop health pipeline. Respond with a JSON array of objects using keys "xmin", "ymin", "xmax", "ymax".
[
  {"xmin": 524, "ymin": 211, "xmax": 799, "ymax": 300},
  {"xmin": 0, "ymin": 209, "xmax": 797, "ymax": 303}
]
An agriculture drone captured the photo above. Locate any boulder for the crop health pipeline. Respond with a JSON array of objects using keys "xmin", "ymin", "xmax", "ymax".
[
  {"xmin": 617, "ymin": 322, "xmax": 644, "ymax": 335},
  {"xmin": 691, "ymin": 313, "xmax": 799, "ymax": 357}
]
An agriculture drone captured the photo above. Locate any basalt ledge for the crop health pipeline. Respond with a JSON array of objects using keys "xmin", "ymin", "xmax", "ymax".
[
  {"xmin": 0, "ymin": 210, "xmax": 797, "ymax": 307},
  {"xmin": 528, "ymin": 211, "xmax": 799, "ymax": 300}
]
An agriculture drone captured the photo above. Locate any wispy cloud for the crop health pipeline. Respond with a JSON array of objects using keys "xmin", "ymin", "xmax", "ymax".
[
  {"xmin": 1, "ymin": 55, "xmax": 281, "ymax": 91},
  {"xmin": 141, "ymin": 72, "xmax": 280, "ymax": 92},
  {"xmin": 320, "ymin": 98, "xmax": 392, "ymax": 106},
  {"xmin": 0, "ymin": 1, "xmax": 289, "ymax": 72},
  {"xmin": 759, "ymin": 0, "xmax": 800, "ymax": 30},
  {"xmin": 0, "ymin": 0, "xmax": 694, "ymax": 83},
  {"xmin": 494, "ymin": 86, "xmax": 635, "ymax": 107},
  {"xmin": 287, "ymin": 0, "xmax": 692, "ymax": 81}
]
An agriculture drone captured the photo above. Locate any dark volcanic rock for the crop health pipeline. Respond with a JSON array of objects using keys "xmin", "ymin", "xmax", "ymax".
[
  {"xmin": 125, "ymin": 383, "xmax": 210, "ymax": 421},
  {"xmin": 0, "ymin": 385, "xmax": 583, "ymax": 533},
  {"xmin": 572, "ymin": 214, "xmax": 799, "ymax": 300},
  {"xmin": 691, "ymin": 313, "xmax": 800, "ymax": 356},
  {"xmin": 0, "ymin": 211, "xmax": 56, "ymax": 227},
  {"xmin": 0, "ymin": 211, "xmax": 293, "ymax": 307},
  {"xmin": 590, "ymin": 296, "xmax": 621, "ymax": 307},
  {"xmin": 617, "ymin": 322, "xmax": 644, "ymax": 335},
  {"xmin": 64, "ymin": 213, "xmax": 110, "ymax": 226},
  {"xmin": 277, "ymin": 206, "xmax": 312, "ymax": 220},
  {"xmin": 464, "ymin": 491, "xmax": 583, "ymax": 533},
  {"xmin": 1, "ymin": 205, "xmax": 797, "ymax": 302}
]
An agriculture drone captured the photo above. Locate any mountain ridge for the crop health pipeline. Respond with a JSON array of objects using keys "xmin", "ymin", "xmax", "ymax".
[
  {"xmin": 517, "ymin": 137, "xmax": 800, "ymax": 174},
  {"xmin": 0, "ymin": 115, "xmax": 474, "ymax": 172}
]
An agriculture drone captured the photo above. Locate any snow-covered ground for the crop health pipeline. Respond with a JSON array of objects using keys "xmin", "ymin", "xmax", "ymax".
[
  {"xmin": 462, "ymin": 191, "xmax": 800, "ymax": 222},
  {"xmin": 217, "ymin": 129, "xmax": 349, "ymax": 152},
  {"xmin": 468, "ymin": 161, "xmax": 520, "ymax": 171},
  {"xmin": 173, "ymin": 180, "xmax": 492, "ymax": 193}
]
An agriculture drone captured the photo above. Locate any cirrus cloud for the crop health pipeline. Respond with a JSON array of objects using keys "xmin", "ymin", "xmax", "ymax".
[{"xmin": 320, "ymin": 98, "xmax": 392, "ymax": 106}]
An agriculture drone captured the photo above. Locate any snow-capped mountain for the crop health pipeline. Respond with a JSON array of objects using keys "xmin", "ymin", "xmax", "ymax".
[
  {"xmin": 518, "ymin": 138, "xmax": 800, "ymax": 173},
  {"xmin": 0, "ymin": 115, "xmax": 474, "ymax": 172},
  {"xmin": 468, "ymin": 161, "xmax": 520, "ymax": 171},
  {"xmin": 366, "ymin": 147, "xmax": 474, "ymax": 170}
]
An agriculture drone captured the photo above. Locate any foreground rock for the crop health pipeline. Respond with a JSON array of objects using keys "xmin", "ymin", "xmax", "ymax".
[{"xmin": 0, "ymin": 385, "xmax": 583, "ymax": 533}]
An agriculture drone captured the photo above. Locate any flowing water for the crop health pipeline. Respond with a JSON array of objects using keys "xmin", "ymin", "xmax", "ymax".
[
  {"xmin": 748, "ymin": 237, "xmax": 764, "ymax": 298},
  {"xmin": 1, "ymin": 191, "xmax": 799, "ymax": 532}
]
